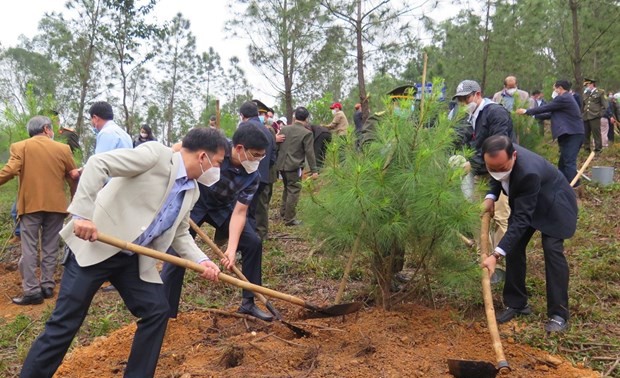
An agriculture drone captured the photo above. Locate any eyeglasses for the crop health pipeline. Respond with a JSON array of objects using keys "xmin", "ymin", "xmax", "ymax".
[{"xmin": 245, "ymin": 149, "xmax": 266, "ymax": 161}]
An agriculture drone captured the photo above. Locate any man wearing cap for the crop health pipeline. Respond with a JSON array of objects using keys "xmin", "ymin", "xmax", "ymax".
[
  {"xmin": 582, "ymin": 78, "xmax": 608, "ymax": 154},
  {"xmin": 492, "ymin": 76, "xmax": 533, "ymax": 111},
  {"xmin": 516, "ymin": 80, "xmax": 584, "ymax": 184},
  {"xmin": 325, "ymin": 102, "xmax": 349, "ymax": 136},
  {"xmin": 453, "ymin": 79, "xmax": 515, "ymax": 244},
  {"xmin": 276, "ymin": 107, "xmax": 319, "ymax": 226}
]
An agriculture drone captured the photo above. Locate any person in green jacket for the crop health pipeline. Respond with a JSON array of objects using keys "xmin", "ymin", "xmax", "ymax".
[{"xmin": 275, "ymin": 106, "xmax": 319, "ymax": 226}]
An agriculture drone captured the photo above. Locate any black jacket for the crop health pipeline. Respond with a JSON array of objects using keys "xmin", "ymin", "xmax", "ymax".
[
  {"xmin": 488, "ymin": 145, "xmax": 578, "ymax": 255},
  {"xmin": 470, "ymin": 103, "xmax": 514, "ymax": 175}
]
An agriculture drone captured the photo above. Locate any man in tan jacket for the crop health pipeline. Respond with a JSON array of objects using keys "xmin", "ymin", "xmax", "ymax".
[
  {"xmin": 0, "ymin": 116, "xmax": 77, "ymax": 305},
  {"xmin": 21, "ymin": 128, "xmax": 225, "ymax": 378},
  {"xmin": 325, "ymin": 102, "xmax": 349, "ymax": 136}
]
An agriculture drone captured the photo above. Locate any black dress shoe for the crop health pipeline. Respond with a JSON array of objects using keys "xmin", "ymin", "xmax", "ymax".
[
  {"xmin": 496, "ymin": 305, "xmax": 532, "ymax": 324},
  {"xmin": 12, "ymin": 293, "xmax": 44, "ymax": 306},
  {"xmin": 544, "ymin": 315, "xmax": 568, "ymax": 333},
  {"xmin": 238, "ymin": 302, "xmax": 274, "ymax": 322},
  {"xmin": 41, "ymin": 287, "xmax": 54, "ymax": 299}
]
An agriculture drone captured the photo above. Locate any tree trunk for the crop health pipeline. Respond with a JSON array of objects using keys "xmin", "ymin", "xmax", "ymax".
[
  {"xmin": 356, "ymin": 0, "xmax": 369, "ymax": 123},
  {"xmin": 569, "ymin": 0, "xmax": 583, "ymax": 90},
  {"xmin": 76, "ymin": 0, "xmax": 102, "ymax": 139},
  {"xmin": 480, "ymin": 0, "xmax": 492, "ymax": 93}
]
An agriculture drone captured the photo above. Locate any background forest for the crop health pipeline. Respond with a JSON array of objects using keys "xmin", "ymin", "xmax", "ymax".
[{"xmin": 0, "ymin": 0, "xmax": 618, "ymax": 157}]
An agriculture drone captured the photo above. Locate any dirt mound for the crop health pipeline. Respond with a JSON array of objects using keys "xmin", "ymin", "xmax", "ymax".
[{"xmin": 55, "ymin": 304, "xmax": 599, "ymax": 377}]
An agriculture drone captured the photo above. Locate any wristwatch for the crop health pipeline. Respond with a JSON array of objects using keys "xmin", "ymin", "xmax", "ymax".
[{"xmin": 490, "ymin": 251, "xmax": 502, "ymax": 262}]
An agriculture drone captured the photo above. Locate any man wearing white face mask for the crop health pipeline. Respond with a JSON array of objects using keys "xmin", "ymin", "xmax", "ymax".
[
  {"xmin": 492, "ymin": 76, "xmax": 533, "ymax": 111},
  {"xmin": 481, "ymin": 135, "xmax": 577, "ymax": 333},
  {"xmin": 161, "ymin": 123, "xmax": 274, "ymax": 322},
  {"xmin": 515, "ymin": 80, "xmax": 584, "ymax": 185},
  {"xmin": 21, "ymin": 128, "xmax": 224, "ymax": 378},
  {"xmin": 453, "ymin": 80, "xmax": 515, "ymax": 243}
]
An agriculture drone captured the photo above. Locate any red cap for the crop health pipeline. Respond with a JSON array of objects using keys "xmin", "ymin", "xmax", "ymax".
[{"xmin": 330, "ymin": 102, "xmax": 342, "ymax": 110}]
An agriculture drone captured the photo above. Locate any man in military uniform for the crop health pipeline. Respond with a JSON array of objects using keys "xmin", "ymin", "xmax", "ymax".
[
  {"xmin": 582, "ymin": 78, "xmax": 608, "ymax": 154},
  {"xmin": 358, "ymin": 84, "xmax": 416, "ymax": 147}
]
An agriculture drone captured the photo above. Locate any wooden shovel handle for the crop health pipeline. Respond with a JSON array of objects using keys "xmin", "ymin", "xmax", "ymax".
[
  {"xmin": 480, "ymin": 213, "xmax": 510, "ymax": 372},
  {"xmin": 188, "ymin": 220, "xmax": 270, "ymax": 305},
  {"xmin": 95, "ymin": 233, "xmax": 307, "ymax": 308},
  {"xmin": 570, "ymin": 151, "xmax": 595, "ymax": 187}
]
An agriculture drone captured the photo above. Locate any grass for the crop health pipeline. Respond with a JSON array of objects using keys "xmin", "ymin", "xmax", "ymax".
[{"xmin": 0, "ymin": 141, "xmax": 618, "ymax": 377}]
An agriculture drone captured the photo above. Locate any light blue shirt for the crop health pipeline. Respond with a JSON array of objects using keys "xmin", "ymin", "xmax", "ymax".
[
  {"xmin": 95, "ymin": 120, "xmax": 133, "ymax": 154},
  {"xmin": 132, "ymin": 154, "xmax": 196, "ymax": 248}
]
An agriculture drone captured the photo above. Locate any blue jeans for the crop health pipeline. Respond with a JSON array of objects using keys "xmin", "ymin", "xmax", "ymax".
[
  {"xmin": 11, "ymin": 201, "xmax": 20, "ymax": 236},
  {"xmin": 557, "ymin": 133, "xmax": 584, "ymax": 185}
]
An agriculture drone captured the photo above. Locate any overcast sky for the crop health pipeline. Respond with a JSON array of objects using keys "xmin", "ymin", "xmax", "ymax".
[{"xmin": 0, "ymin": 0, "xmax": 459, "ymax": 107}]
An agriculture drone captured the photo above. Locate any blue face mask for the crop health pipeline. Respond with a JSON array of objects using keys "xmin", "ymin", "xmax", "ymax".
[
  {"xmin": 258, "ymin": 115, "xmax": 265, "ymax": 123},
  {"xmin": 92, "ymin": 127, "xmax": 99, "ymax": 135}
]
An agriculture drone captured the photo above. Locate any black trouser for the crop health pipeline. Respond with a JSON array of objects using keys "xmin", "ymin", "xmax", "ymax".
[
  {"xmin": 503, "ymin": 227, "xmax": 569, "ymax": 320},
  {"xmin": 21, "ymin": 250, "xmax": 169, "ymax": 378},
  {"xmin": 161, "ymin": 211, "xmax": 263, "ymax": 318}
]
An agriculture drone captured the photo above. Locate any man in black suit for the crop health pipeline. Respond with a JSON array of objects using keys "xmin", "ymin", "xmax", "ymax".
[{"xmin": 481, "ymin": 135, "xmax": 578, "ymax": 333}]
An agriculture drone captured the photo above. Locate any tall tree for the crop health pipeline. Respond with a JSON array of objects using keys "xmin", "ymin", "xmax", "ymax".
[
  {"xmin": 222, "ymin": 56, "xmax": 252, "ymax": 114},
  {"xmin": 320, "ymin": 0, "xmax": 430, "ymax": 123},
  {"xmin": 228, "ymin": 0, "xmax": 327, "ymax": 120},
  {"xmin": 154, "ymin": 13, "xmax": 199, "ymax": 145},
  {"xmin": 198, "ymin": 46, "xmax": 223, "ymax": 117},
  {"xmin": 99, "ymin": 0, "xmax": 161, "ymax": 135},
  {"xmin": 34, "ymin": 0, "xmax": 106, "ymax": 137}
]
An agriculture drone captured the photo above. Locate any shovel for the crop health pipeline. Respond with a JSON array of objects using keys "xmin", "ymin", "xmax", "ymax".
[
  {"xmin": 189, "ymin": 220, "xmax": 310, "ymax": 337},
  {"xmin": 448, "ymin": 213, "xmax": 510, "ymax": 377},
  {"xmin": 96, "ymin": 233, "xmax": 363, "ymax": 318}
]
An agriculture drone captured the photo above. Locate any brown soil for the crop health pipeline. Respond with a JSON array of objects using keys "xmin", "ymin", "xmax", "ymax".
[{"xmin": 49, "ymin": 303, "xmax": 598, "ymax": 378}]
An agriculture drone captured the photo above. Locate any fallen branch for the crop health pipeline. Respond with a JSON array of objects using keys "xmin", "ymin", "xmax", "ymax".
[
  {"xmin": 292, "ymin": 322, "xmax": 345, "ymax": 332},
  {"xmin": 592, "ymin": 356, "xmax": 620, "ymax": 361},
  {"xmin": 202, "ymin": 308, "xmax": 270, "ymax": 324},
  {"xmin": 605, "ymin": 357, "xmax": 620, "ymax": 377},
  {"xmin": 267, "ymin": 333, "xmax": 308, "ymax": 348}
]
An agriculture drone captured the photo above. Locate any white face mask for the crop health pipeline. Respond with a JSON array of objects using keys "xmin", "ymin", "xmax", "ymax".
[
  {"xmin": 466, "ymin": 101, "xmax": 478, "ymax": 115},
  {"xmin": 197, "ymin": 154, "xmax": 220, "ymax": 187},
  {"xmin": 506, "ymin": 88, "xmax": 517, "ymax": 96},
  {"xmin": 239, "ymin": 148, "xmax": 260, "ymax": 173},
  {"xmin": 551, "ymin": 91, "xmax": 558, "ymax": 99},
  {"xmin": 489, "ymin": 169, "xmax": 512, "ymax": 181},
  {"xmin": 331, "ymin": 109, "xmax": 337, "ymax": 115}
]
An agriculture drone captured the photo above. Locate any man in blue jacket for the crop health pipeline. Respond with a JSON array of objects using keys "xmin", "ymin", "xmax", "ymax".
[{"xmin": 516, "ymin": 80, "xmax": 584, "ymax": 185}]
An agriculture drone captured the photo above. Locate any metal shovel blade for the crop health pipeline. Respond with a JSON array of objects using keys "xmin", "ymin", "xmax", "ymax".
[
  {"xmin": 490, "ymin": 268, "xmax": 506, "ymax": 284},
  {"xmin": 448, "ymin": 359, "xmax": 498, "ymax": 378},
  {"xmin": 304, "ymin": 301, "xmax": 364, "ymax": 318}
]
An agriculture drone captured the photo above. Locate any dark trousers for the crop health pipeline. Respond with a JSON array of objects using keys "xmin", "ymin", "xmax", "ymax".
[
  {"xmin": 583, "ymin": 117, "xmax": 602, "ymax": 152},
  {"xmin": 557, "ymin": 133, "xmax": 584, "ymax": 185},
  {"xmin": 161, "ymin": 211, "xmax": 262, "ymax": 318},
  {"xmin": 503, "ymin": 227, "xmax": 569, "ymax": 320},
  {"xmin": 21, "ymin": 251, "xmax": 169, "ymax": 378},
  {"xmin": 280, "ymin": 170, "xmax": 302, "ymax": 223},
  {"xmin": 248, "ymin": 182, "xmax": 272, "ymax": 239}
]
